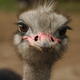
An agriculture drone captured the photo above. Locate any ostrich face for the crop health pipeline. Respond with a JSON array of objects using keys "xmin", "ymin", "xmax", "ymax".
[{"xmin": 14, "ymin": 7, "xmax": 71, "ymax": 62}]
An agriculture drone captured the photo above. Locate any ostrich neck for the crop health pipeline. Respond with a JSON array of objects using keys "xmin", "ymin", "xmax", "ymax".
[{"xmin": 23, "ymin": 61, "xmax": 52, "ymax": 80}]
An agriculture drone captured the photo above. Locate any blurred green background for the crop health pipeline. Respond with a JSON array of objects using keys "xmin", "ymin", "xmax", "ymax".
[
  {"xmin": 0, "ymin": 0, "xmax": 17, "ymax": 11},
  {"xmin": 0, "ymin": 0, "xmax": 80, "ymax": 12}
]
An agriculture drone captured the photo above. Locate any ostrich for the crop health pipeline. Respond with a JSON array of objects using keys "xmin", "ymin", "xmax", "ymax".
[{"xmin": 14, "ymin": 0, "xmax": 71, "ymax": 80}]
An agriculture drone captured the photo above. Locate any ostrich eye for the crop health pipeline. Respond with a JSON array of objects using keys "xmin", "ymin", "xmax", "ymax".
[
  {"xmin": 58, "ymin": 25, "xmax": 72, "ymax": 36},
  {"xmin": 17, "ymin": 21, "xmax": 29, "ymax": 32}
]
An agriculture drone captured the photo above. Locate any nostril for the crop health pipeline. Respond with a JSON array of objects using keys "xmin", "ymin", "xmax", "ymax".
[
  {"xmin": 51, "ymin": 37, "xmax": 54, "ymax": 42},
  {"xmin": 34, "ymin": 36, "xmax": 38, "ymax": 41}
]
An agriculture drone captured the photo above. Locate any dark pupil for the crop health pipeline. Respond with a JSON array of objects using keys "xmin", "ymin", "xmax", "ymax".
[
  {"xmin": 59, "ymin": 29, "xmax": 66, "ymax": 35},
  {"xmin": 58, "ymin": 26, "xmax": 69, "ymax": 36},
  {"xmin": 18, "ymin": 23, "xmax": 28, "ymax": 32}
]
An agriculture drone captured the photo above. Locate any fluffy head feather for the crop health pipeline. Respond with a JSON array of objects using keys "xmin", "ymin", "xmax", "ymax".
[
  {"xmin": 14, "ymin": 0, "xmax": 71, "ymax": 64},
  {"xmin": 18, "ymin": 0, "xmax": 57, "ymax": 12}
]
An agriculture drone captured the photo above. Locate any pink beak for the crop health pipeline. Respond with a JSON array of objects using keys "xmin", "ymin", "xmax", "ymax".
[{"xmin": 22, "ymin": 32, "xmax": 61, "ymax": 48}]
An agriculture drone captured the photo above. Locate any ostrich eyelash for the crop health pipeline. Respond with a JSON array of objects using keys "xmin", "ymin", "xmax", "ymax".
[
  {"xmin": 58, "ymin": 25, "xmax": 72, "ymax": 36},
  {"xmin": 16, "ymin": 21, "xmax": 29, "ymax": 32},
  {"xmin": 59, "ymin": 25, "xmax": 72, "ymax": 31}
]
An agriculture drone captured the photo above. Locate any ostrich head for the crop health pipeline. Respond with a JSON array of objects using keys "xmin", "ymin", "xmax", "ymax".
[{"xmin": 14, "ymin": 0, "xmax": 71, "ymax": 64}]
